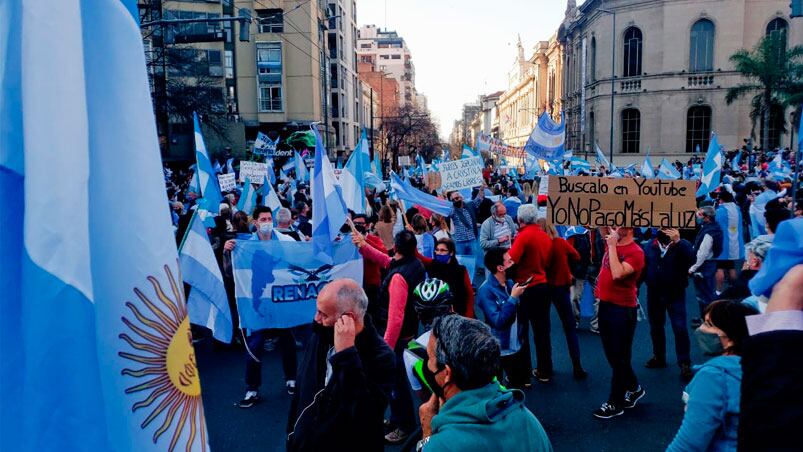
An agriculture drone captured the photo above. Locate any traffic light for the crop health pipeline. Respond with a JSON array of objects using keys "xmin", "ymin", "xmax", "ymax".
[{"xmin": 792, "ymin": 0, "xmax": 802, "ymax": 18}]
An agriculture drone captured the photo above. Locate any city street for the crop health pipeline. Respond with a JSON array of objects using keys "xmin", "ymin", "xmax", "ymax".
[{"xmin": 196, "ymin": 285, "xmax": 704, "ymax": 451}]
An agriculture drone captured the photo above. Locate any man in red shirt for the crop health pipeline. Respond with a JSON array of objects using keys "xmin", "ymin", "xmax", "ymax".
[
  {"xmin": 508, "ymin": 204, "xmax": 554, "ymax": 383},
  {"xmin": 592, "ymin": 227, "xmax": 646, "ymax": 419}
]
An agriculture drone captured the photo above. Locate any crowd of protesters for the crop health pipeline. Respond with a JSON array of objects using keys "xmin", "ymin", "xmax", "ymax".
[{"xmin": 164, "ymin": 143, "xmax": 803, "ymax": 451}]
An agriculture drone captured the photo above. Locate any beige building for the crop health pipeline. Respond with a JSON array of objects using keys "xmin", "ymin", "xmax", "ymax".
[
  {"xmin": 559, "ymin": 0, "xmax": 802, "ymax": 163},
  {"xmin": 496, "ymin": 35, "xmax": 564, "ymax": 148},
  {"xmin": 234, "ymin": 0, "xmax": 329, "ymax": 149}
]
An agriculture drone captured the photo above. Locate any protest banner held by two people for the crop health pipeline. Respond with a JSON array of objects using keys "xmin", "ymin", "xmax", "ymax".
[{"xmin": 545, "ymin": 175, "xmax": 698, "ymax": 228}]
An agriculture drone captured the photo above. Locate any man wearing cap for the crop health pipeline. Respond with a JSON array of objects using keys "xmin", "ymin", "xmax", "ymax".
[{"xmin": 689, "ymin": 206, "xmax": 723, "ymax": 325}]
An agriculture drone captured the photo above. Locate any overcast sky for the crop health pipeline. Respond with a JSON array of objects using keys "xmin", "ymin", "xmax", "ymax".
[{"xmin": 357, "ymin": 0, "xmax": 569, "ymax": 140}]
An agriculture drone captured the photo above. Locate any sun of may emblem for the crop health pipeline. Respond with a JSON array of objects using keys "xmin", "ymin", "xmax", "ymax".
[{"xmin": 119, "ymin": 264, "xmax": 207, "ymax": 452}]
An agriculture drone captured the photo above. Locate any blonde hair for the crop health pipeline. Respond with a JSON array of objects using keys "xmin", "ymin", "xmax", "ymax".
[
  {"xmin": 536, "ymin": 218, "xmax": 558, "ymax": 239},
  {"xmin": 522, "ymin": 182, "xmax": 533, "ymax": 198}
]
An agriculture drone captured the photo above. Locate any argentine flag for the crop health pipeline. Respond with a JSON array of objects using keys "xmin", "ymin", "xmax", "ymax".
[
  {"xmin": 294, "ymin": 151, "xmax": 310, "ymax": 182},
  {"xmin": 390, "ymin": 172, "xmax": 453, "ymax": 217},
  {"xmin": 461, "ymin": 144, "xmax": 479, "ymax": 159},
  {"xmin": 260, "ymin": 175, "xmax": 283, "ymax": 213},
  {"xmin": 194, "ymin": 112, "xmax": 222, "ymax": 214},
  {"xmin": 524, "ymin": 112, "xmax": 565, "ymax": 161},
  {"xmin": 641, "ymin": 157, "xmax": 655, "ymax": 178},
  {"xmin": 237, "ymin": 177, "xmax": 257, "ymax": 214},
  {"xmin": 179, "ymin": 212, "xmax": 233, "ymax": 343},
  {"xmin": 657, "ymin": 159, "xmax": 681, "ymax": 180},
  {"xmin": 0, "ymin": 1, "xmax": 209, "ymax": 450},
  {"xmin": 697, "ymin": 133, "xmax": 723, "ymax": 196},
  {"xmin": 340, "ymin": 131, "xmax": 370, "ymax": 214},
  {"xmin": 594, "ymin": 142, "xmax": 617, "ymax": 174},
  {"xmin": 311, "ymin": 128, "xmax": 348, "ymax": 260}
]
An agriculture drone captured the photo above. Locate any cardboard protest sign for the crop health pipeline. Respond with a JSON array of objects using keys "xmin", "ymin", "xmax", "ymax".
[
  {"xmin": 437, "ymin": 157, "xmax": 484, "ymax": 192},
  {"xmin": 546, "ymin": 176, "xmax": 697, "ymax": 228},
  {"xmin": 218, "ymin": 173, "xmax": 236, "ymax": 192},
  {"xmin": 397, "ymin": 156, "xmax": 411, "ymax": 167},
  {"xmin": 239, "ymin": 161, "xmax": 267, "ymax": 182}
]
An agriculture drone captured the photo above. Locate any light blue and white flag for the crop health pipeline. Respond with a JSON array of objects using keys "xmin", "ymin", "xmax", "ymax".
[
  {"xmin": 373, "ymin": 152, "xmax": 383, "ymax": 178},
  {"xmin": 0, "ymin": 1, "xmax": 209, "ymax": 449},
  {"xmin": 594, "ymin": 142, "xmax": 617, "ymax": 174},
  {"xmin": 641, "ymin": 157, "xmax": 655, "ymax": 179},
  {"xmin": 233, "ymin": 240, "xmax": 362, "ymax": 330},
  {"xmin": 731, "ymin": 150, "xmax": 742, "ymax": 172},
  {"xmin": 524, "ymin": 112, "xmax": 565, "ymax": 161},
  {"xmin": 568, "ymin": 157, "xmax": 592, "ymax": 174},
  {"xmin": 657, "ymin": 158, "xmax": 681, "ymax": 180},
  {"xmin": 213, "ymin": 160, "xmax": 222, "ymax": 174},
  {"xmin": 340, "ymin": 131, "xmax": 370, "ymax": 214},
  {"xmin": 416, "ymin": 153, "xmax": 428, "ymax": 179},
  {"xmin": 226, "ymin": 157, "xmax": 235, "ymax": 174},
  {"xmin": 194, "ymin": 112, "xmax": 222, "ymax": 214},
  {"xmin": 266, "ymin": 156, "xmax": 277, "ymax": 185},
  {"xmin": 260, "ymin": 175, "xmax": 282, "ymax": 213},
  {"xmin": 294, "ymin": 151, "xmax": 310, "ymax": 182},
  {"xmin": 188, "ymin": 170, "xmax": 201, "ymax": 195},
  {"xmin": 179, "ymin": 211, "xmax": 232, "ymax": 343},
  {"xmin": 461, "ymin": 144, "xmax": 479, "ymax": 159},
  {"xmin": 697, "ymin": 133, "xmax": 723, "ymax": 196},
  {"xmin": 237, "ymin": 177, "xmax": 257, "ymax": 214},
  {"xmin": 311, "ymin": 128, "xmax": 348, "ymax": 260},
  {"xmin": 390, "ymin": 172, "xmax": 453, "ymax": 217}
]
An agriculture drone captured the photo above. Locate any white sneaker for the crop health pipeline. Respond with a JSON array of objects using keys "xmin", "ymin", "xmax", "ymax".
[{"xmin": 286, "ymin": 380, "xmax": 296, "ymax": 395}]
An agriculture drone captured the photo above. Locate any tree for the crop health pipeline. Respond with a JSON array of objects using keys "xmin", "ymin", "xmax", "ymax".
[
  {"xmin": 381, "ymin": 105, "xmax": 441, "ymax": 170},
  {"xmin": 726, "ymin": 32, "xmax": 803, "ymax": 151}
]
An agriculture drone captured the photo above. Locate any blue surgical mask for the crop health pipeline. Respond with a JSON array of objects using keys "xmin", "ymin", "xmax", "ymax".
[{"xmin": 434, "ymin": 254, "xmax": 451, "ymax": 264}]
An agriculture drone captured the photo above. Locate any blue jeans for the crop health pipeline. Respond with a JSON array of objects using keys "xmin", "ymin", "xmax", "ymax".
[
  {"xmin": 454, "ymin": 239, "xmax": 474, "ymax": 257},
  {"xmin": 646, "ymin": 290, "xmax": 690, "ymax": 365},
  {"xmin": 692, "ymin": 261, "xmax": 717, "ymax": 317}
]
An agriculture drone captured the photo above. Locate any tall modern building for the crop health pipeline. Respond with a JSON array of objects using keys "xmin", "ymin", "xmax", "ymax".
[
  {"xmin": 559, "ymin": 0, "xmax": 802, "ymax": 161},
  {"xmin": 357, "ymin": 25, "xmax": 419, "ymax": 108}
]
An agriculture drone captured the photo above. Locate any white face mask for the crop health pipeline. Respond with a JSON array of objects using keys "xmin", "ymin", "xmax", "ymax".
[{"xmin": 258, "ymin": 222, "xmax": 272, "ymax": 235}]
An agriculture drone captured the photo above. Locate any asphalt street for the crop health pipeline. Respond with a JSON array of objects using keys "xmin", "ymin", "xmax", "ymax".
[{"xmin": 196, "ymin": 284, "xmax": 706, "ymax": 452}]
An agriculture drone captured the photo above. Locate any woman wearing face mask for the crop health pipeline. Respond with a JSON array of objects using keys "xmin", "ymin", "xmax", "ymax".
[
  {"xmin": 420, "ymin": 238, "xmax": 475, "ymax": 318},
  {"xmin": 667, "ymin": 299, "xmax": 758, "ymax": 452}
]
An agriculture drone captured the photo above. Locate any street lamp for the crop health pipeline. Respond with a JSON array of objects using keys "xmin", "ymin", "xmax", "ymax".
[{"xmin": 598, "ymin": 4, "xmax": 616, "ymax": 165}]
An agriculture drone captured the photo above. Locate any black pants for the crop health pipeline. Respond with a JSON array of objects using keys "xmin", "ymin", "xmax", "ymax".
[
  {"xmin": 245, "ymin": 328, "xmax": 297, "ymax": 391},
  {"xmin": 550, "ymin": 285, "xmax": 582, "ymax": 366},
  {"xmin": 598, "ymin": 302, "xmax": 639, "ymax": 406},
  {"xmin": 388, "ymin": 339, "xmax": 416, "ymax": 432},
  {"xmin": 647, "ymin": 290, "xmax": 691, "ymax": 365},
  {"xmin": 519, "ymin": 283, "xmax": 553, "ymax": 374},
  {"xmin": 498, "ymin": 349, "xmax": 530, "ymax": 386}
]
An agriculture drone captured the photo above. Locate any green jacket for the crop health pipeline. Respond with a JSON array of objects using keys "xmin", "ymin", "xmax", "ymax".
[{"xmin": 425, "ymin": 383, "xmax": 552, "ymax": 452}]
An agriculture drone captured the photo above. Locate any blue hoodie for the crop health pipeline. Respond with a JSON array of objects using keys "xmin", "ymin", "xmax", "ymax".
[{"xmin": 667, "ymin": 356, "xmax": 742, "ymax": 452}]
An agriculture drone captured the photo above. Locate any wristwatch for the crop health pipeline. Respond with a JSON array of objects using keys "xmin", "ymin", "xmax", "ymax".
[{"xmin": 416, "ymin": 436, "xmax": 431, "ymax": 452}]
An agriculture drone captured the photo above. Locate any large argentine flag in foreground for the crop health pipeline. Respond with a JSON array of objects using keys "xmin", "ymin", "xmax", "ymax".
[
  {"xmin": 0, "ymin": 1, "xmax": 209, "ymax": 451},
  {"xmin": 179, "ymin": 212, "xmax": 233, "ymax": 343}
]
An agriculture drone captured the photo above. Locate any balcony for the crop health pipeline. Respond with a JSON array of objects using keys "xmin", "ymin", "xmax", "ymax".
[
  {"xmin": 620, "ymin": 79, "xmax": 641, "ymax": 92},
  {"xmin": 687, "ymin": 75, "xmax": 714, "ymax": 87}
]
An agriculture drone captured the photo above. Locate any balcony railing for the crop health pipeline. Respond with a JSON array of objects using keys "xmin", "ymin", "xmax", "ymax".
[
  {"xmin": 620, "ymin": 79, "xmax": 641, "ymax": 92},
  {"xmin": 688, "ymin": 75, "xmax": 714, "ymax": 87}
]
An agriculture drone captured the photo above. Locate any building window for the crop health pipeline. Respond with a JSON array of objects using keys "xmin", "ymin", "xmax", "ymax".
[
  {"xmin": 590, "ymin": 37, "xmax": 596, "ymax": 82},
  {"xmin": 380, "ymin": 55, "xmax": 389, "ymax": 59},
  {"xmin": 621, "ymin": 108, "xmax": 640, "ymax": 153},
  {"xmin": 690, "ymin": 19, "xmax": 714, "ymax": 72},
  {"xmin": 766, "ymin": 18, "xmax": 788, "ymax": 49},
  {"xmin": 256, "ymin": 42, "xmax": 282, "ymax": 112},
  {"xmin": 391, "ymin": 54, "xmax": 401, "ymax": 59},
  {"xmin": 224, "ymin": 50, "xmax": 233, "ymax": 78},
  {"xmin": 360, "ymin": 43, "xmax": 371, "ymax": 49},
  {"xmin": 686, "ymin": 105, "xmax": 712, "ymax": 153},
  {"xmin": 760, "ymin": 104, "xmax": 785, "ymax": 150},
  {"xmin": 257, "ymin": 9, "xmax": 283, "ymax": 33},
  {"xmin": 623, "ymin": 27, "xmax": 642, "ymax": 77}
]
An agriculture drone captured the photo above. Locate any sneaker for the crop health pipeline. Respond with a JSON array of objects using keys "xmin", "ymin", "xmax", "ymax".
[
  {"xmin": 623, "ymin": 386, "xmax": 646, "ymax": 409},
  {"xmin": 573, "ymin": 367, "xmax": 588, "ymax": 380},
  {"xmin": 645, "ymin": 357, "xmax": 667, "ymax": 369},
  {"xmin": 384, "ymin": 428, "xmax": 409, "ymax": 444},
  {"xmin": 532, "ymin": 369, "xmax": 552, "ymax": 383},
  {"xmin": 680, "ymin": 363, "xmax": 693, "ymax": 381},
  {"xmin": 593, "ymin": 402, "xmax": 624, "ymax": 419},
  {"xmin": 286, "ymin": 379, "xmax": 296, "ymax": 395},
  {"xmin": 589, "ymin": 326, "xmax": 599, "ymax": 334},
  {"xmin": 236, "ymin": 391, "xmax": 259, "ymax": 408}
]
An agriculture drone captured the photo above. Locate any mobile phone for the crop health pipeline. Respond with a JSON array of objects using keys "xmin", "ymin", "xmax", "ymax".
[{"xmin": 522, "ymin": 275, "xmax": 534, "ymax": 286}]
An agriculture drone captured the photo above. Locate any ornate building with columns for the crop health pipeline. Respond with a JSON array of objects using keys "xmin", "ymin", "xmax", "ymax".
[{"xmin": 559, "ymin": 0, "xmax": 802, "ymax": 163}]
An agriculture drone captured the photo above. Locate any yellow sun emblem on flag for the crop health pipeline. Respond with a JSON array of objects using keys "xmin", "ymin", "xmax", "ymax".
[{"xmin": 119, "ymin": 264, "xmax": 207, "ymax": 452}]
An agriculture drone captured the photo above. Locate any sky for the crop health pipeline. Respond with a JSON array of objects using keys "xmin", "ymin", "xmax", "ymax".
[{"xmin": 357, "ymin": 0, "xmax": 569, "ymax": 141}]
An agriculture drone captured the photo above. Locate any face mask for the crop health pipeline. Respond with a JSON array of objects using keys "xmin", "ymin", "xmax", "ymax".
[
  {"xmin": 354, "ymin": 225, "xmax": 367, "ymax": 234},
  {"xmin": 694, "ymin": 327, "xmax": 725, "ymax": 356},
  {"xmin": 434, "ymin": 254, "xmax": 451, "ymax": 264},
  {"xmin": 421, "ymin": 362, "xmax": 446, "ymax": 399},
  {"xmin": 658, "ymin": 243, "xmax": 670, "ymax": 257},
  {"xmin": 312, "ymin": 321, "xmax": 334, "ymax": 345},
  {"xmin": 695, "ymin": 216, "xmax": 704, "ymax": 225},
  {"xmin": 453, "ymin": 200, "xmax": 464, "ymax": 208},
  {"xmin": 258, "ymin": 222, "xmax": 272, "ymax": 235}
]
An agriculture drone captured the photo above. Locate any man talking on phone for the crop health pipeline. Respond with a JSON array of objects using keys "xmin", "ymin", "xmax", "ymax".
[
  {"xmin": 287, "ymin": 279, "xmax": 395, "ymax": 451},
  {"xmin": 592, "ymin": 227, "xmax": 646, "ymax": 419}
]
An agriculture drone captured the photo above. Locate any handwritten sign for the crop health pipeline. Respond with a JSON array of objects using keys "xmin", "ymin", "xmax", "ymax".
[
  {"xmin": 239, "ymin": 160, "xmax": 267, "ymax": 182},
  {"xmin": 546, "ymin": 176, "xmax": 697, "ymax": 228},
  {"xmin": 218, "ymin": 173, "xmax": 236, "ymax": 192},
  {"xmin": 437, "ymin": 157, "xmax": 484, "ymax": 192}
]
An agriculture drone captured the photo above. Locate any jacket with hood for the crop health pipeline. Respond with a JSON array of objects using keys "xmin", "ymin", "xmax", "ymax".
[
  {"xmin": 667, "ymin": 355, "xmax": 742, "ymax": 452},
  {"xmin": 286, "ymin": 315, "xmax": 395, "ymax": 452},
  {"xmin": 425, "ymin": 383, "xmax": 552, "ymax": 452}
]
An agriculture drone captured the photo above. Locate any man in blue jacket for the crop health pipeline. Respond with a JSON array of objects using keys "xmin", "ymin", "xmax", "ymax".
[{"xmin": 642, "ymin": 228, "xmax": 695, "ymax": 379}]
